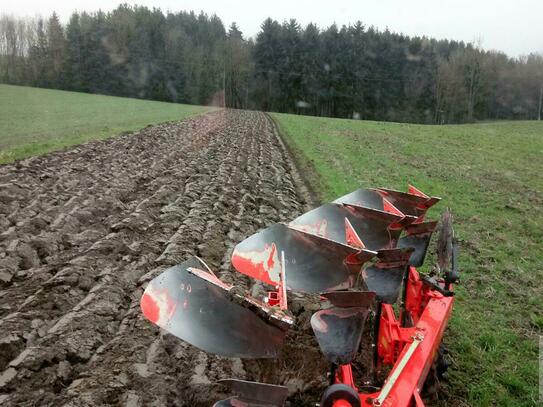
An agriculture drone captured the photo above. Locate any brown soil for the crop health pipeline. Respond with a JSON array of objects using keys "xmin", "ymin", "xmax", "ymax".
[{"xmin": 0, "ymin": 110, "xmax": 338, "ymax": 406}]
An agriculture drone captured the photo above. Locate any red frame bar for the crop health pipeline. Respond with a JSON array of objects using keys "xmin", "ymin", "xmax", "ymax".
[
  {"xmin": 336, "ymin": 364, "xmax": 356, "ymax": 388},
  {"xmin": 366, "ymin": 295, "xmax": 454, "ymax": 406},
  {"xmin": 332, "ymin": 267, "xmax": 454, "ymax": 407}
]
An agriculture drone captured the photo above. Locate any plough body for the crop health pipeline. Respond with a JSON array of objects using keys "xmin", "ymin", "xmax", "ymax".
[{"xmin": 140, "ymin": 185, "xmax": 458, "ymax": 407}]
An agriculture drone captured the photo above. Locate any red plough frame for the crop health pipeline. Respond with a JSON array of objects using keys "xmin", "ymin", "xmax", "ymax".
[{"xmin": 332, "ymin": 266, "xmax": 454, "ymax": 406}]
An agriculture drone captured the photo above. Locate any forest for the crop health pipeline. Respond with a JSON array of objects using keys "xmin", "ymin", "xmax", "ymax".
[{"xmin": 1, "ymin": 4, "xmax": 542, "ymax": 123}]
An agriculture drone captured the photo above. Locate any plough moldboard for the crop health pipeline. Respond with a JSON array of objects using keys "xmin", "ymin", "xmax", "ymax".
[{"xmin": 140, "ymin": 185, "xmax": 460, "ymax": 407}]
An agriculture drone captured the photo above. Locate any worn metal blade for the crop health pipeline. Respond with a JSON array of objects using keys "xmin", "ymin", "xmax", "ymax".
[
  {"xmin": 216, "ymin": 379, "xmax": 288, "ymax": 406},
  {"xmin": 361, "ymin": 248, "xmax": 414, "ymax": 304},
  {"xmin": 333, "ymin": 187, "xmax": 418, "ymax": 228},
  {"xmin": 140, "ymin": 257, "xmax": 287, "ymax": 358},
  {"xmin": 232, "ymin": 223, "xmax": 375, "ymax": 293},
  {"xmin": 289, "ymin": 203, "xmax": 403, "ymax": 251},
  {"xmin": 397, "ymin": 221, "xmax": 438, "ymax": 267},
  {"xmin": 321, "ymin": 291, "xmax": 376, "ymax": 308},
  {"xmin": 333, "ymin": 188, "xmax": 387, "ymax": 211},
  {"xmin": 311, "ymin": 306, "xmax": 371, "ymax": 365},
  {"xmin": 288, "ymin": 203, "xmax": 353, "ymax": 244},
  {"xmin": 342, "ymin": 205, "xmax": 404, "ymax": 251},
  {"xmin": 377, "ymin": 187, "xmax": 441, "ymax": 220}
]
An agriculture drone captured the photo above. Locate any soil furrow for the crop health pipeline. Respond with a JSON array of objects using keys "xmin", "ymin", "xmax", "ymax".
[{"xmin": 0, "ymin": 110, "xmax": 317, "ymax": 406}]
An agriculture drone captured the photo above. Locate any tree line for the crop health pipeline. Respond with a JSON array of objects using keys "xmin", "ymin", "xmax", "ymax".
[{"xmin": 1, "ymin": 5, "xmax": 542, "ymax": 123}]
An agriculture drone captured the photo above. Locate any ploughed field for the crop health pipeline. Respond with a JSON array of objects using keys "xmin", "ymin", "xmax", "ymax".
[{"xmin": 0, "ymin": 110, "xmax": 325, "ymax": 406}]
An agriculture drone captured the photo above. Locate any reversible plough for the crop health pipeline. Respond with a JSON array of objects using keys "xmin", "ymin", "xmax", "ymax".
[{"xmin": 140, "ymin": 185, "xmax": 459, "ymax": 406}]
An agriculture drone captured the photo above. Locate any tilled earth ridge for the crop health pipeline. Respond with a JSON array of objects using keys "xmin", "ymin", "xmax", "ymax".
[{"xmin": 0, "ymin": 110, "xmax": 327, "ymax": 406}]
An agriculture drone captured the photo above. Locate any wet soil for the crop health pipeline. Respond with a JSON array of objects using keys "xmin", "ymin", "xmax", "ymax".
[{"xmin": 0, "ymin": 110, "xmax": 336, "ymax": 406}]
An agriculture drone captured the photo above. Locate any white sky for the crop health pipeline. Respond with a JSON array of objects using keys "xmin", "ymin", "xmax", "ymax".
[{"xmin": 2, "ymin": 0, "xmax": 542, "ymax": 57}]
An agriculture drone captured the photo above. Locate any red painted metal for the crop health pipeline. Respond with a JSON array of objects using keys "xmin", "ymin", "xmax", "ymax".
[
  {"xmin": 407, "ymin": 184, "xmax": 428, "ymax": 198},
  {"xmin": 140, "ymin": 292, "xmax": 161, "ymax": 324},
  {"xmin": 330, "ymin": 267, "xmax": 454, "ymax": 407},
  {"xmin": 231, "ymin": 242, "xmax": 280, "ymax": 288},
  {"xmin": 382, "ymin": 198, "xmax": 404, "ymax": 218},
  {"xmin": 369, "ymin": 297, "xmax": 453, "ymax": 406},
  {"xmin": 378, "ymin": 186, "xmax": 441, "ymax": 224},
  {"xmin": 403, "ymin": 266, "xmax": 425, "ymax": 325},
  {"xmin": 377, "ymin": 304, "xmax": 416, "ymax": 365},
  {"xmin": 267, "ymin": 291, "xmax": 281, "ymax": 307},
  {"xmin": 266, "ymin": 285, "xmax": 287, "ymax": 309},
  {"xmin": 336, "ymin": 364, "xmax": 356, "ymax": 388},
  {"xmin": 345, "ymin": 218, "xmax": 365, "ymax": 248}
]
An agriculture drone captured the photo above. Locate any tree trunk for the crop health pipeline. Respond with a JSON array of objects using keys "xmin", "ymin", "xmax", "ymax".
[{"xmin": 538, "ymin": 82, "xmax": 542, "ymax": 121}]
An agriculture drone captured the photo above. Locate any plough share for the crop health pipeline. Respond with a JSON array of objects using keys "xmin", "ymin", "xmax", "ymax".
[{"xmin": 141, "ymin": 185, "xmax": 459, "ymax": 406}]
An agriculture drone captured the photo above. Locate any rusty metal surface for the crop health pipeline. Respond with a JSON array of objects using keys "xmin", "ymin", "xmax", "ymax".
[
  {"xmin": 321, "ymin": 291, "xmax": 376, "ymax": 308},
  {"xmin": 141, "ymin": 257, "xmax": 287, "ymax": 358},
  {"xmin": 232, "ymin": 223, "xmax": 375, "ymax": 293},
  {"xmin": 311, "ymin": 306, "xmax": 371, "ymax": 365},
  {"xmin": 397, "ymin": 221, "xmax": 438, "ymax": 267},
  {"xmin": 361, "ymin": 248, "xmax": 414, "ymax": 304}
]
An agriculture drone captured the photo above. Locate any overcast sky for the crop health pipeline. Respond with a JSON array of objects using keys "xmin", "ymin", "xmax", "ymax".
[{"xmin": 3, "ymin": 0, "xmax": 542, "ymax": 57}]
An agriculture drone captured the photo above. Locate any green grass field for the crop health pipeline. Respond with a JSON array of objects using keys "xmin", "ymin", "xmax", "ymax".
[
  {"xmin": 272, "ymin": 113, "xmax": 543, "ymax": 407},
  {"xmin": 0, "ymin": 84, "xmax": 212, "ymax": 163}
]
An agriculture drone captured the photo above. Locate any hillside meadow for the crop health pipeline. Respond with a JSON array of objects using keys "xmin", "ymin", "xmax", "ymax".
[
  {"xmin": 0, "ymin": 84, "xmax": 212, "ymax": 163},
  {"xmin": 272, "ymin": 112, "xmax": 543, "ymax": 406}
]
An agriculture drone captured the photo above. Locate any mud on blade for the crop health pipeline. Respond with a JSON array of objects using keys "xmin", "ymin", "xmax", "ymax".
[
  {"xmin": 140, "ymin": 257, "xmax": 287, "ymax": 358},
  {"xmin": 321, "ymin": 290, "xmax": 376, "ymax": 308},
  {"xmin": 361, "ymin": 248, "xmax": 414, "ymax": 304},
  {"xmin": 311, "ymin": 306, "xmax": 371, "ymax": 365}
]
